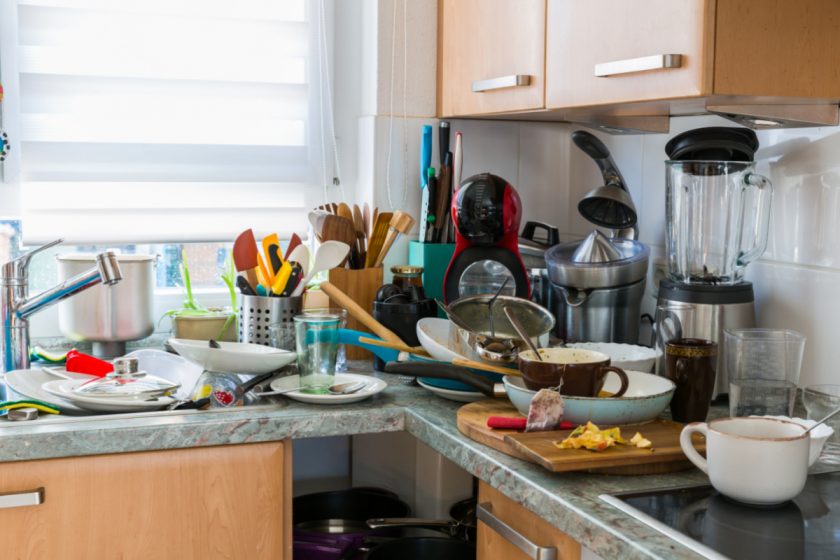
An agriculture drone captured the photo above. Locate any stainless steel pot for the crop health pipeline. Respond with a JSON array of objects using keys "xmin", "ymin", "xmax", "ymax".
[
  {"xmin": 57, "ymin": 253, "xmax": 156, "ymax": 357},
  {"xmin": 446, "ymin": 295, "xmax": 554, "ymax": 364}
]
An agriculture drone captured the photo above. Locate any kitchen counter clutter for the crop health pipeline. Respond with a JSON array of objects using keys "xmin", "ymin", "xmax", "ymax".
[{"xmin": 0, "ymin": 364, "xmax": 829, "ymax": 560}]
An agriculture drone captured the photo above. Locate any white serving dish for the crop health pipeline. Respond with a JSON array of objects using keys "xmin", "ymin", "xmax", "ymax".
[
  {"xmin": 267, "ymin": 373, "xmax": 386, "ymax": 405},
  {"xmin": 416, "ymin": 317, "xmax": 466, "ymax": 363},
  {"xmin": 168, "ymin": 338, "xmax": 296, "ymax": 374},
  {"xmin": 43, "ymin": 379, "xmax": 175, "ymax": 412},
  {"xmin": 565, "ymin": 342, "xmax": 660, "ymax": 373},
  {"xmin": 751, "ymin": 415, "xmax": 834, "ymax": 467},
  {"xmin": 503, "ymin": 369, "xmax": 675, "ymax": 425}
]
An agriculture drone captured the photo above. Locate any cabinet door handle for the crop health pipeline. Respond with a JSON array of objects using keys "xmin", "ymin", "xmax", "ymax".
[
  {"xmin": 472, "ymin": 74, "xmax": 532, "ymax": 92},
  {"xmin": 594, "ymin": 54, "xmax": 682, "ymax": 77},
  {"xmin": 477, "ymin": 502, "xmax": 557, "ymax": 560},
  {"xmin": 0, "ymin": 488, "xmax": 44, "ymax": 509}
]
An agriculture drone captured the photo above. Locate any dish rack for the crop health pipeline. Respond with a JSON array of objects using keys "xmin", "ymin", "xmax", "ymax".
[{"xmin": 238, "ymin": 295, "xmax": 302, "ymax": 346}]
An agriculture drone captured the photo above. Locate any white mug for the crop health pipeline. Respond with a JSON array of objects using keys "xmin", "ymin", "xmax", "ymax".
[{"xmin": 680, "ymin": 417, "xmax": 810, "ymax": 505}]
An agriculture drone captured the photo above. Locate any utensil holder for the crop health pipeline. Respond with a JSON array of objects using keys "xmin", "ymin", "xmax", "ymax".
[
  {"xmin": 327, "ymin": 267, "xmax": 384, "ymax": 359},
  {"xmin": 408, "ymin": 241, "xmax": 455, "ymax": 315},
  {"xmin": 238, "ymin": 295, "xmax": 303, "ymax": 346}
]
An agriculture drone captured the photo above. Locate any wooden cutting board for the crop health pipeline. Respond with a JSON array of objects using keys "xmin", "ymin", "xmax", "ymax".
[{"xmin": 456, "ymin": 400, "xmax": 705, "ymax": 475}]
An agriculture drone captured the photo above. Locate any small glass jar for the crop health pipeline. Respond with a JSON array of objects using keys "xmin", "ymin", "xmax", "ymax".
[{"xmin": 391, "ymin": 265, "xmax": 423, "ymax": 291}]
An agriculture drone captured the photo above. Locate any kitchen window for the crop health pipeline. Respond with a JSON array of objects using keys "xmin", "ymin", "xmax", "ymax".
[{"xmin": 0, "ymin": 0, "xmax": 336, "ymax": 246}]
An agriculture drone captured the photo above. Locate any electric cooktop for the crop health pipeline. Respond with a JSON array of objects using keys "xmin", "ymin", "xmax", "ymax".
[{"xmin": 601, "ymin": 470, "xmax": 840, "ymax": 560}]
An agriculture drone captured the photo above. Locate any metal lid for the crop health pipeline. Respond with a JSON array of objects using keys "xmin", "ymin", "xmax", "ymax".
[
  {"xmin": 390, "ymin": 265, "xmax": 423, "ymax": 275},
  {"xmin": 546, "ymin": 233, "xmax": 649, "ymax": 289}
]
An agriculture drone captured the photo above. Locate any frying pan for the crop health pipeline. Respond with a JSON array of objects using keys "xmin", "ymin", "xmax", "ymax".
[{"xmin": 364, "ymin": 538, "xmax": 475, "ymax": 560}]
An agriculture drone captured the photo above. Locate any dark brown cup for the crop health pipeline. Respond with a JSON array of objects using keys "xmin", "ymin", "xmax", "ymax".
[
  {"xmin": 665, "ymin": 338, "xmax": 718, "ymax": 423},
  {"xmin": 518, "ymin": 348, "xmax": 629, "ymax": 397}
]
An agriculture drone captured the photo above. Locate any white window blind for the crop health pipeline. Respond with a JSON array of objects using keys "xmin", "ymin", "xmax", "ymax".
[{"xmin": 5, "ymin": 0, "xmax": 330, "ymax": 244}]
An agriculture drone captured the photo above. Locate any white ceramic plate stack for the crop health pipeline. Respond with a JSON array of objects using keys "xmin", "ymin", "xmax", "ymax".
[{"xmin": 42, "ymin": 379, "xmax": 176, "ymax": 413}]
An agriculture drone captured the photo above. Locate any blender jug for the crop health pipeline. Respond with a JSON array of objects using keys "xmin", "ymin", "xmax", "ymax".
[{"xmin": 666, "ymin": 161, "xmax": 772, "ymax": 284}]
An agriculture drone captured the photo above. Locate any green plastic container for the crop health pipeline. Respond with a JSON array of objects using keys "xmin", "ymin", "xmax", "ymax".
[{"xmin": 408, "ymin": 241, "xmax": 455, "ymax": 314}]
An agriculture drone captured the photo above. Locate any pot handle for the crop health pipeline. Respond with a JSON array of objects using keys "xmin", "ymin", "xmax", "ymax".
[
  {"xmin": 382, "ymin": 361, "xmax": 497, "ymax": 397},
  {"xmin": 736, "ymin": 172, "xmax": 773, "ymax": 272},
  {"xmin": 366, "ymin": 517, "xmax": 459, "ymax": 536},
  {"xmin": 680, "ymin": 422, "xmax": 709, "ymax": 474},
  {"xmin": 477, "ymin": 503, "xmax": 557, "ymax": 560},
  {"xmin": 601, "ymin": 366, "xmax": 629, "ymax": 397}
]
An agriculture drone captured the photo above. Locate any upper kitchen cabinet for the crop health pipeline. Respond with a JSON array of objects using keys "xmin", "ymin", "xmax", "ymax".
[
  {"xmin": 546, "ymin": 0, "xmax": 840, "ymax": 120},
  {"xmin": 438, "ymin": 0, "xmax": 546, "ymax": 117}
]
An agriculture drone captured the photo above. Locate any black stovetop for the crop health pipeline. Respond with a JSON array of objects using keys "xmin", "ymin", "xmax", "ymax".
[{"xmin": 606, "ymin": 471, "xmax": 840, "ymax": 560}]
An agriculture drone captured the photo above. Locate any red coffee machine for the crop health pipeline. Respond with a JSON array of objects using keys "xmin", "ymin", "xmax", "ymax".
[{"xmin": 443, "ymin": 173, "xmax": 530, "ymax": 303}]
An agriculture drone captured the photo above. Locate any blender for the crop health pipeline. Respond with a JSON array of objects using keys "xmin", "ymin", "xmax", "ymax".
[{"xmin": 656, "ymin": 127, "xmax": 773, "ymax": 398}]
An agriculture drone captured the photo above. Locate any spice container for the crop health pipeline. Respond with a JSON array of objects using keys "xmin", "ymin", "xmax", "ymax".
[{"xmin": 391, "ymin": 265, "xmax": 424, "ymax": 291}]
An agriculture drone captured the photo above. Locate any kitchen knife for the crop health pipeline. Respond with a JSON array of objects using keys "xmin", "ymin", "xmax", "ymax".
[
  {"xmin": 418, "ymin": 125, "xmax": 433, "ymax": 243},
  {"xmin": 425, "ymin": 168, "xmax": 437, "ymax": 243},
  {"xmin": 453, "ymin": 131, "xmax": 463, "ymax": 190},
  {"xmin": 439, "ymin": 121, "xmax": 450, "ymax": 165}
]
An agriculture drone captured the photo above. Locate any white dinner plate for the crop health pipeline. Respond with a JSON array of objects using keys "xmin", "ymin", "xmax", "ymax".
[
  {"xmin": 416, "ymin": 378, "xmax": 484, "ymax": 403},
  {"xmin": 168, "ymin": 338, "xmax": 296, "ymax": 374},
  {"xmin": 268, "ymin": 373, "xmax": 386, "ymax": 404},
  {"xmin": 42, "ymin": 379, "xmax": 174, "ymax": 412},
  {"xmin": 4, "ymin": 369, "xmax": 88, "ymax": 414}
]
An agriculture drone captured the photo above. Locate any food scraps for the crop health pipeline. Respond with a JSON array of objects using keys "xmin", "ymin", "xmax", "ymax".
[{"xmin": 555, "ymin": 422, "xmax": 653, "ymax": 452}]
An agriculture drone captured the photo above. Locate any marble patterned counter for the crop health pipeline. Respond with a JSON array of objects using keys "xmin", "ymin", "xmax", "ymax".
[{"xmin": 0, "ymin": 367, "xmax": 744, "ymax": 560}]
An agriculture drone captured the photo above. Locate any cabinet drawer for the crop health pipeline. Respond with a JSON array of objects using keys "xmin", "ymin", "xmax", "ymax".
[
  {"xmin": 546, "ymin": 0, "xmax": 715, "ymax": 108},
  {"xmin": 477, "ymin": 482, "xmax": 580, "ymax": 560},
  {"xmin": 438, "ymin": 0, "xmax": 545, "ymax": 117},
  {"xmin": 0, "ymin": 442, "xmax": 290, "ymax": 559}
]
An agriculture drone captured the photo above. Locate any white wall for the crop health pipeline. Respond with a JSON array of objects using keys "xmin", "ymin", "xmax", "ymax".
[{"xmin": 444, "ymin": 115, "xmax": 840, "ymax": 388}]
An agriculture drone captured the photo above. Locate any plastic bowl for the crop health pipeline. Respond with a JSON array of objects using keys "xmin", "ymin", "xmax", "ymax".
[{"xmin": 503, "ymin": 370, "xmax": 675, "ymax": 425}]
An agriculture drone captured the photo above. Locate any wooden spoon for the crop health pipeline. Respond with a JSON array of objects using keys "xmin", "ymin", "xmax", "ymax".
[
  {"xmin": 320, "ymin": 281, "xmax": 404, "ymax": 345},
  {"xmin": 352, "ymin": 204, "xmax": 366, "ymax": 266},
  {"xmin": 365, "ymin": 211, "xmax": 393, "ymax": 268},
  {"xmin": 321, "ymin": 215, "xmax": 357, "ymax": 267},
  {"xmin": 373, "ymin": 211, "xmax": 416, "ymax": 267}
]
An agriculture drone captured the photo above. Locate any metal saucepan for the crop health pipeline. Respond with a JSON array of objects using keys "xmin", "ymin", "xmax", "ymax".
[
  {"xmin": 293, "ymin": 488, "xmax": 412, "ymax": 560},
  {"xmin": 445, "ymin": 295, "xmax": 554, "ymax": 365}
]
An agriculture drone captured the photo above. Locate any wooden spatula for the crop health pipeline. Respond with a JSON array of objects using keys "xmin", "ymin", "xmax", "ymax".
[
  {"xmin": 321, "ymin": 215, "xmax": 357, "ymax": 267},
  {"xmin": 373, "ymin": 211, "xmax": 416, "ymax": 267},
  {"xmin": 352, "ymin": 204, "xmax": 366, "ymax": 266},
  {"xmin": 233, "ymin": 229, "xmax": 259, "ymax": 289},
  {"xmin": 363, "ymin": 203, "xmax": 371, "ymax": 240},
  {"xmin": 365, "ymin": 211, "xmax": 393, "ymax": 268}
]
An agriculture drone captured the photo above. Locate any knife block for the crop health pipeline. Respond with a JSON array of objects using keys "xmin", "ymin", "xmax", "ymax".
[{"xmin": 327, "ymin": 267, "xmax": 384, "ymax": 360}]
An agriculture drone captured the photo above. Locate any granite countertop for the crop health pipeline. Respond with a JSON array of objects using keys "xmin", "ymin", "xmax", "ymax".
[{"xmin": 0, "ymin": 364, "xmax": 775, "ymax": 560}]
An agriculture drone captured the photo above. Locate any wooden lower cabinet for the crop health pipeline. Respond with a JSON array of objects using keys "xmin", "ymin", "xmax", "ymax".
[
  {"xmin": 478, "ymin": 482, "xmax": 580, "ymax": 560},
  {"xmin": 0, "ymin": 441, "xmax": 291, "ymax": 559}
]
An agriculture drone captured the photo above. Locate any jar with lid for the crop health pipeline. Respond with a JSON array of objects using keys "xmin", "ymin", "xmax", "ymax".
[{"xmin": 390, "ymin": 265, "xmax": 423, "ymax": 291}]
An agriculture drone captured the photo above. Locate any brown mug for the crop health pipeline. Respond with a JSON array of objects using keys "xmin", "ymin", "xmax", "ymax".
[
  {"xmin": 665, "ymin": 338, "xmax": 718, "ymax": 423},
  {"xmin": 518, "ymin": 348, "xmax": 629, "ymax": 397}
]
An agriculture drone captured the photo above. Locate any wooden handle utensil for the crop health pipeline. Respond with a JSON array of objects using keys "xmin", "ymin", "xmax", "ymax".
[
  {"xmin": 358, "ymin": 336, "xmax": 430, "ymax": 357},
  {"xmin": 373, "ymin": 211, "xmax": 416, "ymax": 267},
  {"xmin": 452, "ymin": 357, "xmax": 521, "ymax": 377},
  {"xmin": 320, "ymin": 281, "xmax": 404, "ymax": 344}
]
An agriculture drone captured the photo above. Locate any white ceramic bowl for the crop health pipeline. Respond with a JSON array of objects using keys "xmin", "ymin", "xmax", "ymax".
[
  {"xmin": 565, "ymin": 342, "xmax": 660, "ymax": 373},
  {"xmin": 752, "ymin": 415, "xmax": 834, "ymax": 467},
  {"xmin": 416, "ymin": 317, "xmax": 465, "ymax": 363},
  {"xmin": 168, "ymin": 338, "xmax": 296, "ymax": 374},
  {"xmin": 503, "ymin": 370, "xmax": 675, "ymax": 425}
]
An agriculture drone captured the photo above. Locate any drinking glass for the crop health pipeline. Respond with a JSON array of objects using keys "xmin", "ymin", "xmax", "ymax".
[
  {"xmin": 294, "ymin": 311, "xmax": 343, "ymax": 393},
  {"xmin": 305, "ymin": 308, "xmax": 348, "ymax": 372},
  {"xmin": 725, "ymin": 329, "xmax": 806, "ymax": 417},
  {"xmin": 803, "ymin": 385, "xmax": 840, "ymax": 465}
]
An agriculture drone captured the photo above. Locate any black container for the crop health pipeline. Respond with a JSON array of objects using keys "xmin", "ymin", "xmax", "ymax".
[{"xmin": 372, "ymin": 298, "xmax": 437, "ymax": 371}]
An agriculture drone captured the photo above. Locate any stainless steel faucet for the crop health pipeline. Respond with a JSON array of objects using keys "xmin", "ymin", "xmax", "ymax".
[{"xmin": 1, "ymin": 239, "xmax": 123, "ymax": 372}]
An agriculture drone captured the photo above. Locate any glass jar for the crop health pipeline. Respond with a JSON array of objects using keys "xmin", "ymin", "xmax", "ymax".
[{"xmin": 391, "ymin": 265, "xmax": 423, "ymax": 291}]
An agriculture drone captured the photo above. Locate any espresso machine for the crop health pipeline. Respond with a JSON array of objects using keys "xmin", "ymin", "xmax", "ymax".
[{"xmin": 656, "ymin": 127, "xmax": 773, "ymax": 398}]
